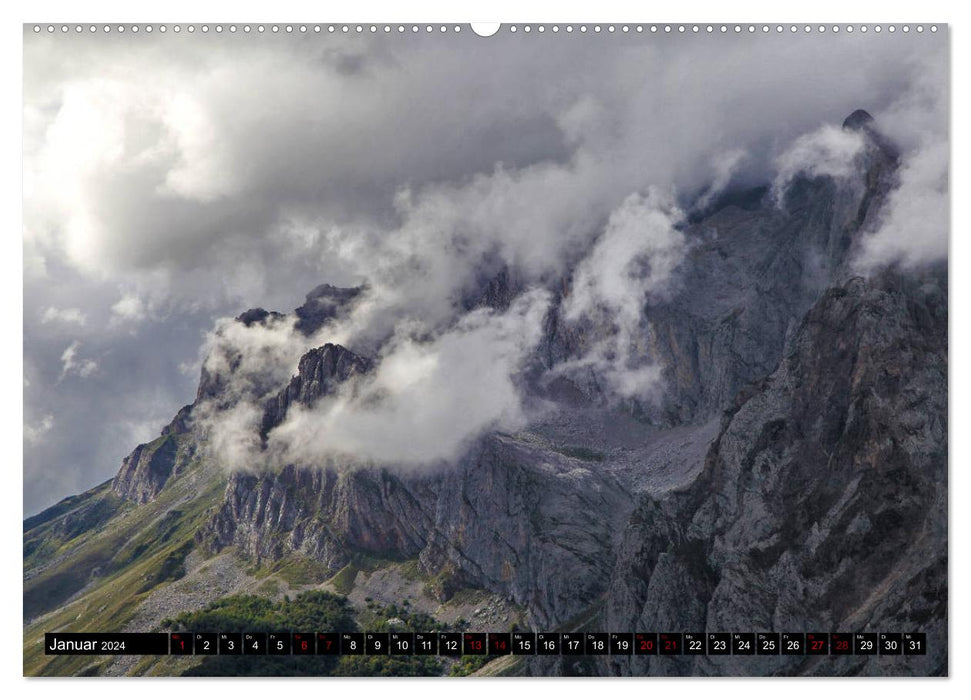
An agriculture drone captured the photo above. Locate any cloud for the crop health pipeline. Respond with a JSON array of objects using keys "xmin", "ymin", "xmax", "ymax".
[
  {"xmin": 22, "ymin": 33, "xmax": 570, "ymax": 302},
  {"xmin": 200, "ymin": 289, "xmax": 552, "ymax": 471},
  {"xmin": 855, "ymin": 140, "xmax": 948, "ymax": 270},
  {"xmin": 694, "ymin": 149, "xmax": 748, "ymax": 212},
  {"xmin": 771, "ymin": 125, "xmax": 866, "ymax": 206},
  {"xmin": 24, "ymin": 414, "xmax": 54, "ymax": 444},
  {"xmin": 198, "ymin": 313, "xmax": 314, "ymax": 405},
  {"xmin": 196, "ymin": 400, "xmax": 265, "ymax": 473},
  {"xmin": 22, "ymin": 29, "xmax": 949, "ymax": 512},
  {"xmin": 23, "ymin": 31, "xmax": 948, "ymax": 313},
  {"xmin": 110, "ymin": 293, "xmax": 147, "ymax": 325},
  {"xmin": 59, "ymin": 341, "xmax": 98, "ymax": 380},
  {"xmin": 854, "ymin": 51, "xmax": 949, "ymax": 272},
  {"xmin": 41, "ymin": 306, "xmax": 86, "ymax": 326},
  {"xmin": 555, "ymin": 189, "xmax": 686, "ymax": 399},
  {"xmin": 23, "ymin": 232, "xmax": 48, "ymax": 280},
  {"xmin": 565, "ymin": 189, "xmax": 687, "ymax": 326},
  {"xmin": 191, "ymin": 185, "xmax": 684, "ymax": 471}
]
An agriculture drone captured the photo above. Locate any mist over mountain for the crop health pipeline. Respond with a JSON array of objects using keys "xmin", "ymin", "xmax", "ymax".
[
  {"xmin": 23, "ymin": 29, "xmax": 947, "ymax": 516},
  {"xmin": 24, "ymin": 102, "xmax": 947, "ymax": 676}
]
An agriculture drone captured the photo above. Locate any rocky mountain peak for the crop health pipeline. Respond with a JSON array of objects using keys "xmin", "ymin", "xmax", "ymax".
[
  {"xmin": 294, "ymin": 283, "xmax": 364, "ymax": 336},
  {"xmin": 260, "ymin": 343, "xmax": 373, "ymax": 439},
  {"xmin": 842, "ymin": 108, "xmax": 875, "ymax": 131},
  {"xmin": 112, "ymin": 434, "xmax": 181, "ymax": 503},
  {"xmin": 843, "ymin": 108, "xmax": 900, "ymax": 166},
  {"xmin": 194, "ymin": 283, "xmax": 364, "ymax": 409},
  {"xmin": 235, "ymin": 307, "xmax": 285, "ymax": 327},
  {"xmin": 45, "ymin": 108, "xmax": 943, "ymax": 678}
]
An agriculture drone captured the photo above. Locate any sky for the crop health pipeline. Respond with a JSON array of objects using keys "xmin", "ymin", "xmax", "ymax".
[{"xmin": 22, "ymin": 26, "xmax": 948, "ymax": 515}]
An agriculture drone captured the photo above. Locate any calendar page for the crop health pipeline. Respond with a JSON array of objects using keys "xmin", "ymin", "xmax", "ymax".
[{"xmin": 23, "ymin": 22, "xmax": 948, "ymax": 678}]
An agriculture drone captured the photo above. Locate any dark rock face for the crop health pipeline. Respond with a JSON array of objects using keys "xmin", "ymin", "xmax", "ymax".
[
  {"xmin": 200, "ymin": 434, "xmax": 634, "ymax": 628},
  {"xmin": 112, "ymin": 405, "xmax": 200, "ymax": 504},
  {"xmin": 195, "ymin": 286, "xmax": 363, "ymax": 406},
  {"xmin": 112, "ymin": 435, "xmax": 180, "ymax": 504},
  {"xmin": 461, "ymin": 264, "xmax": 525, "ymax": 313},
  {"xmin": 260, "ymin": 343, "xmax": 372, "ymax": 439},
  {"xmin": 294, "ymin": 284, "xmax": 363, "ymax": 336},
  {"xmin": 200, "ymin": 464, "xmax": 432, "ymax": 570},
  {"xmin": 842, "ymin": 108, "xmax": 875, "ymax": 131},
  {"xmin": 600, "ymin": 269, "xmax": 947, "ymax": 676},
  {"xmin": 161, "ymin": 404, "xmax": 193, "ymax": 436},
  {"xmin": 236, "ymin": 308, "xmax": 285, "ymax": 327},
  {"xmin": 417, "ymin": 437, "xmax": 634, "ymax": 627},
  {"xmin": 102, "ymin": 112, "xmax": 946, "ymax": 675},
  {"xmin": 537, "ymin": 118, "xmax": 899, "ymax": 424}
]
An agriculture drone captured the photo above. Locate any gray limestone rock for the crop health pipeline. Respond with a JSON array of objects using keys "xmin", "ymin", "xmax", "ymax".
[
  {"xmin": 94, "ymin": 112, "xmax": 945, "ymax": 676},
  {"xmin": 602, "ymin": 269, "xmax": 947, "ymax": 676}
]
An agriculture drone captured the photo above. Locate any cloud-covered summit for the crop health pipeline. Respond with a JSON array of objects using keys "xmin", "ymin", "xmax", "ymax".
[{"xmin": 23, "ymin": 27, "xmax": 948, "ymax": 513}]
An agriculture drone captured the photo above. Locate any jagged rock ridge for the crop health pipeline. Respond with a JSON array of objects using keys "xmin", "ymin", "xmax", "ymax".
[
  {"xmin": 260, "ymin": 342, "xmax": 372, "ymax": 439},
  {"xmin": 31, "ymin": 111, "xmax": 946, "ymax": 677},
  {"xmin": 592, "ymin": 269, "xmax": 946, "ymax": 676}
]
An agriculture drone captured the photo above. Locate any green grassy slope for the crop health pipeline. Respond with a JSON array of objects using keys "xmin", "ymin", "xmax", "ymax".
[
  {"xmin": 24, "ymin": 434, "xmax": 530, "ymax": 677},
  {"xmin": 23, "ymin": 442, "xmax": 227, "ymax": 676}
]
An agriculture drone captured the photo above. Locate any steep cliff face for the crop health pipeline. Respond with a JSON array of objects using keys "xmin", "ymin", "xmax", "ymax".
[
  {"xmin": 200, "ymin": 463, "xmax": 433, "ymax": 569},
  {"xmin": 599, "ymin": 268, "xmax": 946, "ymax": 676},
  {"xmin": 194, "ymin": 285, "xmax": 363, "ymax": 407},
  {"xmin": 539, "ymin": 115, "xmax": 900, "ymax": 425},
  {"xmin": 200, "ymin": 434, "xmax": 633, "ymax": 628},
  {"xmin": 62, "ymin": 111, "xmax": 945, "ymax": 676},
  {"xmin": 115, "ymin": 300, "xmax": 370, "ymax": 505},
  {"xmin": 111, "ymin": 402, "xmax": 198, "ymax": 502},
  {"xmin": 294, "ymin": 284, "xmax": 364, "ymax": 336},
  {"xmin": 417, "ymin": 436, "xmax": 634, "ymax": 627},
  {"xmin": 259, "ymin": 343, "xmax": 372, "ymax": 439},
  {"xmin": 112, "ymin": 434, "xmax": 192, "ymax": 504}
]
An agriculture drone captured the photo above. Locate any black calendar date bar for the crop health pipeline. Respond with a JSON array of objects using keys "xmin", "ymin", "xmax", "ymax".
[
  {"xmin": 45, "ymin": 633, "xmax": 169, "ymax": 655},
  {"xmin": 44, "ymin": 631, "xmax": 929, "ymax": 656}
]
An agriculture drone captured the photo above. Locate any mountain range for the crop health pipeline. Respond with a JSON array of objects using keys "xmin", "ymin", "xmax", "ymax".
[{"xmin": 23, "ymin": 111, "xmax": 947, "ymax": 677}]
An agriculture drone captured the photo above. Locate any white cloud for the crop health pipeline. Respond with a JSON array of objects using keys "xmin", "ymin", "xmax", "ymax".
[
  {"xmin": 23, "ymin": 32, "xmax": 947, "ymax": 310},
  {"xmin": 771, "ymin": 125, "xmax": 866, "ymax": 206},
  {"xmin": 40, "ymin": 306, "xmax": 86, "ymax": 326},
  {"xmin": 558, "ymin": 189, "xmax": 687, "ymax": 399},
  {"xmin": 694, "ymin": 149, "xmax": 748, "ymax": 211},
  {"xmin": 196, "ymin": 400, "xmax": 265, "ymax": 473},
  {"xmin": 249, "ymin": 289, "xmax": 551, "ymax": 469},
  {"xmin": 59, "ymin": 341, "xmax": 98, "ymax": 380},
  {"xmin": 24, "ymin": 414, "xmax": 54, "ymax": 444},
  {"xmin": 854, "ymin": 57, "xmax": 949, "ymax": 272},
  {"xmin": 110, "ymin": 293, "xmax": 147, "ymax": 324},
  {"xmin": 198, "ymin": 313, "xmax": 312, "ymax": 405},
  {"xmin": 566, "ymin": 189, "xmax": 686, "ymax": 326},
  {"xmin": 855, "ymin": 140, "xmax": 948, "ymax": 270},
  {"xmin": 22, "ymin": 30, "xmax": 949, "ymax": 510}
]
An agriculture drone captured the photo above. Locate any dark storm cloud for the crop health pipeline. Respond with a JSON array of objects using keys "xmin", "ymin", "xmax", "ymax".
[{"xmin": 23, "ymin": 27, "xmax": 948, "ymax": 512}]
